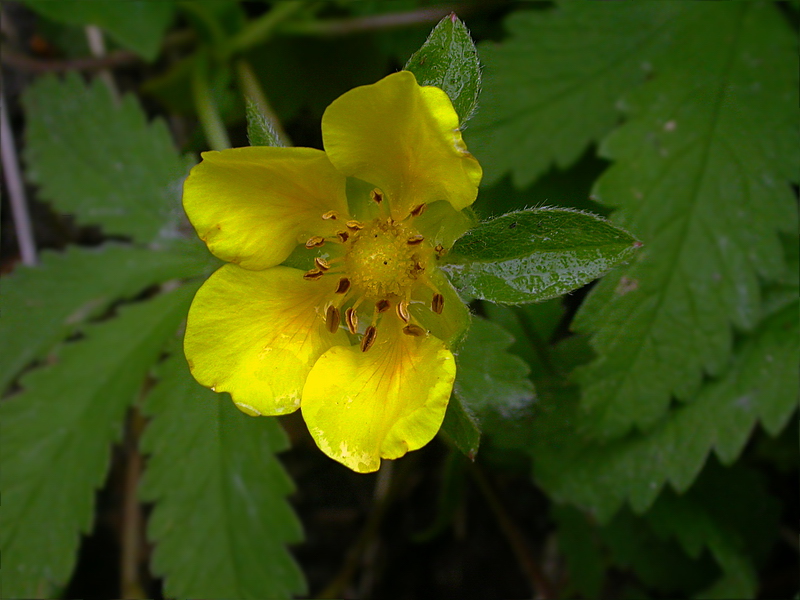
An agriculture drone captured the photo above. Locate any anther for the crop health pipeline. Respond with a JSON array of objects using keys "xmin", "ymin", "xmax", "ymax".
[
  {"xmin": 410, "ymin": 203, "xmax": 427, "ymax": 217},
  {"xmin": 375, "ymin": 299, "xmax": 391, "ymax": 313},
  {"xmin": 337, "ymin": 231, "xmax": 350, "ymax": 243},
  {"xmin": 403, "ymin": 324, "xmax": 426, "ymax": 337},
  {"xmin": 325, "ymin": 305, "xmax": 340, "ymax": 333},
  {"xmin": 303, "ymin": 268, "xmax": 324, "ymax": 280},
  {"xmin": 434, "ymin": 244, "xmax": 446, "ymax": 257},
  {"xmin": 396, "ymin": 301, "xmax": 410, "ymax": 323},
  {"xmin": 322, "ymin": 210, "xmax": 339, "ymax": 220},
  {"xmin": 305, "ymin": 236, "xmax": 325, "ymax": 249},
  {"xmin": 361, "ymin": 325, "xmax": 378, "ymax": 352},
  {"xmin": 345, "ymin": 307, "xmax": 359, "ymax": 334},
  {"xmin": 432, "ymin": 293, "xmax": 445, "ymax": 314},
  {"xmin": 413, "ymin": 261, "xmax": 426, "ymax": 274},
  {"xmin": 314, "ymin": 257, "xmax": 330, "ymax": 271},
  {"xmin": 346, "ymin": 220, "xmax": 364, "ymax": 231},
  {"xmin": 407, "ymin": 234, "xmax": 425, "ymax": 246},
  {"xmin": 335, "ymin": 277, "xmax": 351, "ymax": 294},
  {"xmin": 370, "ymin": 189, "xmax": 384, "ymax": 204}
]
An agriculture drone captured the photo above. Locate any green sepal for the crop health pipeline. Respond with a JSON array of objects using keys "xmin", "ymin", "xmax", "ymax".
[
  {"xmin": 404, "ymin": 13, "xmax": 481, "ymax": 125},
  {"xmin": 440, "ymin": 394, "xmax": 481, "ymax": 461},
  {"xmin": 441, "ymin": 208, "xmax": 641, "ymax": 304},
  {"xmin": 245, "ymin": 98, "xmax": 284, "ymax": 147}
]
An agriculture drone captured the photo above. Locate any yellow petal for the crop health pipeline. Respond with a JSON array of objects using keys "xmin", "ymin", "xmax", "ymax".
[
  {"xmin": 321, "ymin": 71, "xmax": 482, "ymax": 220},
  {"xmin": 301, "ymin": 320, "xmax": 456, "ymax": 472},
  {"xmin": 183, "ymin": 146, "xmax": 348, "ymax": 270},
  {"xmin": 184, "ymin": 264, "xmax": 348, "ymax": 416}
]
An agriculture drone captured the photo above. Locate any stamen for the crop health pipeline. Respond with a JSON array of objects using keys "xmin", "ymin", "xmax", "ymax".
[
  {"xmin": 432, "ymin": 293, "xmax": 445, "ymax": 314},
  {"xmin": 361, "ymin": 325, "xmax": 378, "ymax": 352},
  {"xmin": 407, "ymin": 234, "xmax": 425, "ymax": 246},
  {"xmin": 325, "ymin": 305, "xmax": 340, "ymax": 333},
  {"xmin": 375, "ymin": 299, "xmax": 391, "ymax": 314},
  {"xmin": 395, "ymin": 300, "xmax": 410, "ymax": 323},
  {"xmin": 403, "ymin": 324, "xmax": 426, "ymax": 337},
  {"xmin": 346, "ymin": 220, "xmax": 364, "ymax": 231},
  {"xmin": 370, "ymin": 189, "xmax": 384, "ymax": 204},
  {"xmin": 410, "ymin": 203, "xmax": 427, "ymax": 218},
  {"xmin": 335, "ymin": 277, "xmax": 351, "ymax": 294},
  {"xmin": 345, "ymin": 307, "xmax": 359, "ymax": 334},
  {"xmin": 337, "ymin": 231, "xmax": 350, "ymax": 243},
  {"xmin": 303, "ymin": 268, "xmax": 324, "ymax": 280},
  {"xmin": 322, "ymin": 210, "xmax": 339, "ymax": 220},
  {"xmin": 412, "ymin": 261, "xmax": 426, "ymax": 274},
  {"xmin": 314, "ymin": 257, "xmax": 330, "ymax": 271},
  {"xmin": 434, "ymin": 244, "xmax": 446, "ymax": 257},
  {"xmin": 306, "ymin": 236, "xmax": 325, "ymax": 249}
]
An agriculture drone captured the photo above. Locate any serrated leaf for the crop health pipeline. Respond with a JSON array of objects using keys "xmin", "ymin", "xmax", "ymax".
[
  {"xmin": 404, "ymin": 13, "xmax": 480, "ymax": 125},
  {"xmin": 20, "ymin": 0, "xmax": 175, "ymax": 61},
  {"xmin": 0, "ymin": 284, "xmax": 195, "ymax": 598},
  {"xmin": 140, "ymin": 350, "xmax": 306, "ymax": 599},
  {"xmin": 441, "ymin": 209, "xmax": 640, "ymax": 304},
  {"xmin": 23, "ymin": 73, "xmax": 191, "ymax": 243},
  {"xmin": 466, "ymin": 3, "xmax": 680, "ymax": 186},
  {"xmin": 572, "ymin": 3, "xmax": 799, "ymax": 438},
  {"xmin": 440, "ymin": 394, "xmax": 481, "ymax": 460},
  {"xmin": 0, "ymin": 242, "xmax": 214, "ymax": 392},
  {"xmin": 532, "ymin": 300, "xmax": 798, "ymax": 522},
  {"xmin": 245, "ymin": 98, "xmax": 284, "ymax": 147}
]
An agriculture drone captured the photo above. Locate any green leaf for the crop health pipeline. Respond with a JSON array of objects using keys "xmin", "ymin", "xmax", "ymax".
[
  {"xmin": 466, "ymin": 3, "xmax": 680, "ymax": 186},
  {"xmin": 572, "ymin": 3, "xmax": 799, "ymax": 438},
  {"xmin": 552, "ymin": 505, "xmax": 606, "ymax": 598},
  {"xmin": 441, "ymin": 208, "xmax": 640, "ymax": 304},
  {"xmin": 405, "ymin": 13, "xmax": 480, "ymax": 125},
  {"xmin": 453, "ymin": 317, "xmax": 535, "ymax": 450},
  {"xmin": 0, "ymin": 284, "xmax": 195, "ymax": 598},
  {"xmin": 140, "ymin": 350, "xmax": 306, "ymax": 599},
  {"xmin": 440, "ymin": 394, "xmax": 480, "ymax": 460},
  {"xmin": 0, "ymin": 242, "xmax": 214, "ymax": 392},
  {"xmin": 532, "ymin": 299, "xmax": 799, "ymax": 522},
  {"xmin": 245, "ymin": 98, "xmax": 284, "ymax": 147},
  {"xmin": 23, "ymin": 73, "xmax": 191, "ymax": 243},
  {"xmin": 20, "ymin": 0, "xmax": 175, "ymax": 61}
]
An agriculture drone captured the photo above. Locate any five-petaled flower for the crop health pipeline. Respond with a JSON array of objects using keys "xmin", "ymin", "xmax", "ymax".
[{"xmin": 182, "ymin": 71, "xmax": 482, "ymax": 472}]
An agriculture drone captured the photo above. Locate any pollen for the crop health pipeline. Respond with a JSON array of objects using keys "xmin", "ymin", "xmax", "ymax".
[{"xmin": 345, "ymin": 218, "xmax": 430, "ymax": 301}]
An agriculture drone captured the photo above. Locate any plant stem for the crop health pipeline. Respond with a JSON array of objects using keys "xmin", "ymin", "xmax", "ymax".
[
  {"xmin": 282, "ymin": 4, "xmax": 463, "ymax": 36},
  {"xmin": 192, "ymin": 52, "xmax": 231, "ymax": 151},
  {"xmin": 226, "ymin": 1, "xmax": 310, "ymax": 57},
  {"xmin": 0, "ymin": 89, "xmax": 37, "ymax": 266}
]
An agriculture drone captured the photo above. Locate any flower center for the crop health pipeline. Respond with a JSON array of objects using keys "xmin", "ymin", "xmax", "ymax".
[{"xmin": 345, "ymin": 218, "xmax": 425, "ymax": 301}]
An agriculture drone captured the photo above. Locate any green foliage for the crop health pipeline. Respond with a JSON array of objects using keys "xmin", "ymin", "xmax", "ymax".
[
  {"xmin": 140, "ymin": 349, "xmax": 307, "ymax": 599},
  {"xmin": 440, "ymin": 394, "xmax": 481, "ymax": 460},
  {"xmin": 23, "ymin": 74, "xmax": 191, "ymax": 244},
  {"xmin": 0, "ymin": 285, "xmax": 196, "ymax": 598},
  {"xmin": 405, "ymin": 13, "xmax": 481, "ymax": 124},
  {"xmin": 0, "ymin": 242, "xmax": 213, "ymax": 392},
  {"xmin": 245, "ymin": 98, "xmax": 284, "ymax": 147},
  {"xmin": 531, "ymin": 299, "xmax": 798, "ymax": 522},
  {"xmin": 19, "ymin": 0, "xmax": 175, "ymax": 61},
  {"xmin": 572, "ymin": 2, "xmax": 799, "ymax": 439},
  {"xmin": 466, "ymin": 2, "xmax": 680, "ymax": 186},
  {"xmin": 442, "ymin": 208, "xmax": 640, "ymax": 303}
]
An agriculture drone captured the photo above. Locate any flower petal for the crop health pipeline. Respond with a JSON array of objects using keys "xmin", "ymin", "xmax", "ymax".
[
  {"xmin": 183, "ymin": 146, "xmax": 348, "ymax": 270},
  {"xmin": 184, "ymin": 264, "xmax": 347, "ymax": 416},
  {"xmin": 301, "ymin": 321, "xmax": 456, "ymax": 472},
  {"xmin": 322, "ymin": 71, "xmax": 482, "ymax": 219}
]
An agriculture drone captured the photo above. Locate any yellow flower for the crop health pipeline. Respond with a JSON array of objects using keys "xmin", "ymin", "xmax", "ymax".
[{"xmin": 182, "ymin": 71, "xmax": 482, "ymax": 472}]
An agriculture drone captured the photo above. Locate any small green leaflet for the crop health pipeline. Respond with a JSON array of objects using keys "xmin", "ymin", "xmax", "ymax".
[
  {"xmin": 0, "ymin": 284, "xmax": 195, "ymax": 598},
  {"xmin": 531, "ymin": 300, "xmax": 798, "ymax": 523},
  {"xmin": 0, "ymin": 242, "xmax": 214, "ymax": 392},
  {"xmin": 441, "ymin": 208, "xmax": 640, "ymax": 304},
  {"xmin": 245, "ymin": 98, "xmax": 284, "ymax": 147},
  {"xmin": 19, "ymin": 0, "xmax": 175, "ymax": 61},
  {"xmin": 23, "ymin": 74, "xmax": 191, "ymax": 243},
  {"xmin": 466, "ymin": 2, "xmax": 680, "ymax": 186},
  {"xmin": 572, "ymin": 3, "xmax": 799, "ymax": 439},
  {"xmin": 140, "ymin": 349, "xmax": 306, "ymax": 599},
  {"xmin": 404, "ymin": 13, "xmax": 480, "ymax": 125}
]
